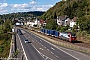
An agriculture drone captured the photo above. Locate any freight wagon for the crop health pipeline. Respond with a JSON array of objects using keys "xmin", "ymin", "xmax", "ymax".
[
  {"xmin": 55, "ymin": 31, "xmax": 59, "ymax": 38},
  {"xmin": 50, "ymin": 30, "xmax": 55, "ymax": 36},
  {"xmin": 40, "ymin": 28, "xmax": 76, "ymax": 42}
]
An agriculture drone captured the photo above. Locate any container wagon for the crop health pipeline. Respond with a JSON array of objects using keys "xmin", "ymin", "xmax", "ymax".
[
  {"xmin": 50, "ymin": 30, "xmax": 55, "ymax": 36},
  {"xmin": 55, "ymin": 31, "xmax": 59, "ymax": 38}
]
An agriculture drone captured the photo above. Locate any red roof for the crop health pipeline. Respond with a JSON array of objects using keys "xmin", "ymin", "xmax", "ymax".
[{"xmin": 40, "ymin": 20, "xmax": 44, "ymax": 24}]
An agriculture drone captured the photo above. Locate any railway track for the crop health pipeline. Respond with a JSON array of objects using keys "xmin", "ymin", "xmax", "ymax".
[{"xmin": 36, "ymin": 31, "xmax": 90, "ymax": 49}]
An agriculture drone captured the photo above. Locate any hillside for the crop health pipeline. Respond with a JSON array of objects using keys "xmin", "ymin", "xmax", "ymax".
[
  {"xmin": 40, "ymin": 0, "xmax": 90, "ymax": 43},
  {"xmin": 0, "ymin": 11, "xmax": 45, "ymax": 20},
  {"xmin": 27, "ymin": 11, "xmax": 45, "ymax": 16},
  {"xmin": 40, "ymin": 0, "xmax": 90, "ymax": 20},
  {"xmin": 40, "ymin": 0, "xmax": 90, "ymax": 32}
]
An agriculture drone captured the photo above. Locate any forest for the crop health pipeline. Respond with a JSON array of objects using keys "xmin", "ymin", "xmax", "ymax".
[
  {"xmin": 40, "ymin": 0, "xmax": 90, "ymax": 32},
  {"xmin": 40, "ymin": 0, "xmax": 90, "ymax": 43},
  {"xmin": 0, "ymin": 19, "xmax": 12, "ymax": 57}
]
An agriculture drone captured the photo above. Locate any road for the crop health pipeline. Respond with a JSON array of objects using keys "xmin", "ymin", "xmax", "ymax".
[{"xmin": 16, "ymin": 28, "xmax": 90, "ymax": 60}]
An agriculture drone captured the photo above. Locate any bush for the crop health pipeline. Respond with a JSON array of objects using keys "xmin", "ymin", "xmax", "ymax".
[
  {"xmin": 56, "ymin": 26, "xmax": 61, "ymax": 31},
  {"xmin": 77, "ymin": 31, "xmax": 87, "ymax": 37},
  {"xmin": 0, "ymin": 46, "xmax": 4, "ymax": 53},
  {"xmin": 80, "ymin": 31, "xmax": 87, "ymax": 37},
  {"xmin": 85, "ymin": 34, "xmax": 90, "ymax": 39},
  {"xmin": 60, "ymin": 26, "xmax": 68, "ymax": 32}
]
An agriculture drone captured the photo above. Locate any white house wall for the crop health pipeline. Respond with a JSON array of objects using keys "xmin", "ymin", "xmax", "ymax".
[{"xmin": 70, "ymin": 21, "xmax": 76, "ymax": 27}]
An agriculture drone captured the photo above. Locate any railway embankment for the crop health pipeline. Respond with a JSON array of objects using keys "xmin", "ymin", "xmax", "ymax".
[{"xmin": 30, "ymin": 30, "xmax": 90, "ymax": 56}]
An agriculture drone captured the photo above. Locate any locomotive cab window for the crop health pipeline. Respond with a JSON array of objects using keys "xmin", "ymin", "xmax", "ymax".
[
  {"xmin": 68, "ymin": 35, "xmax": 70, "ymax": 37},
  {"xmin": 71, "ymin": 33, "xmax": 76, "ymax": 37}
]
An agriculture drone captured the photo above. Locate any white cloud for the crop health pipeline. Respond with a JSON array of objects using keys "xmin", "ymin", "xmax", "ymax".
[
  {"xmin": 0, "ymin": 9, "xmax": 8, "ymax": 14},
  {"xmin": 0, "ymin": 10, "xmax": 7, "ymax": 13},
  {"xmin": 30, "ymin": 0, "xmax": 37, "ymax": 4},
  {"xmin": 0, "ymin": 0, "xmax": 55, "ymax": 14},
  {"xmin": 0, "ymin": 3, "xmax": 8, "ymax": 8},
  {"xmin": 13, "ymin": 3, "xmax": 29, "ymax": 8},
  {"xmin": 11, "ymin": 3, "xmax": 30, "ymax": 12},
  {"xmin": 0, "ymin": 3, "xmax": 8, "ymax": 14},
  {"xmin": 31, "ymin": 5, "xmax": 53, "ymax": 11}
]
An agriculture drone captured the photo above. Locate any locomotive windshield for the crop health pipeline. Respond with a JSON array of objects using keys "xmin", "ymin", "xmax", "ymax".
[{"xmin": 71, "ymin": 33, "xmax": 76, "ymax": 37}]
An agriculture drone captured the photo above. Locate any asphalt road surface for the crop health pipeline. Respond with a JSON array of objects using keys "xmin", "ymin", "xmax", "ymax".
[{"xmin": 16, "ymin": 28, "xmax": 90, "ymax": 60}]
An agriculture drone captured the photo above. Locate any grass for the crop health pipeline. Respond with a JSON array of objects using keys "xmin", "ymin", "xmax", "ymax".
[
  {"xmin": 30, "ymin": 30, "xmax": 90, "ymax": 55},
  {"xmin": 76, "ymin": 31, "xmax": 90, "ymax": 44},
  {"xmin": 14, "ymin": 49, "xmax": 18, "ymax": 57},
  {"xmin": 0, "ymin": 39, "xmax": 11, "ymax": 58},
  {"xmin": 66, "ymin": 30, "xmax": 90, "ymax": 44}
]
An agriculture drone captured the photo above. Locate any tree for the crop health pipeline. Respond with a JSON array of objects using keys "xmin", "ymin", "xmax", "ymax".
[
  {"xmin": 45, "ymin": 19, "xmax": 57, "ymax": 30},
  {"xmin": 56, "ymin": 26, "xmax": 61, "ymax": 31},
  {"xmin": 3, "ymin": 20, "xmax": 12, "ymax": 33},
  {"xmin": 0, "ymin": 19, "xmax": 4, "ymax": 25},
  {"xmin": 77, "ymin": 16, "xmax": 90, "ymax": 33},
  {"xmin": 60, "ymin": 26, "xmax": 69, "ymax": 32}
]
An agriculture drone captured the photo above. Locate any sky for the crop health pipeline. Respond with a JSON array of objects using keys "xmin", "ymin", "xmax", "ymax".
[{"xmin": 0, "ymin": 0, "xmax": 61, "ymax": 15}]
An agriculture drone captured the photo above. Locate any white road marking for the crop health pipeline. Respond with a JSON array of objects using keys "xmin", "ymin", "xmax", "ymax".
[
  {"xmin": 55, "ymin": 55, "xmax": 59, "ymax": 59},
  {"xmin": 51, "ymin": 52, "xmax": 54, "ymax": 54},
  {"xmin": 51, "ymin": 47, "xmax": 55, "ymax": 50},
  {"xmin": 23, "ymin": 32, "xmax": 53, "ymax": 60},
  {"xmin": 32, "ymin": 44, "xmax": 53, "ymax": 60},
  {"xmin": 25, "ymin": 31, "xmax": 79, "ymax": 60},
  {"xmin": 41, "ymin": 44, "xmax": 43, "ymax": 46},
  {"xmin": 44, "ymin": 46, "xmax": 46, "ymax": 48},
  {"xmin": 35, "ymin": 35, "xmax": 80, "ymax": 60},
  {"xmin": 42, "ymin": 38, "xmax": 80, "ymax": 60},
  {"xmin": 32, "ymin": 40, "xmax": 34, "ymax": 42},
  {"xmin": 17, "ymin": 34, "xmax": 28, "ymax": 60},
  {"xmin": 39, "ymin": 48, "xmax": 44, "ymax": 50},
  {"xmin": 40, "ymin": 40, "xmax": 42, "ymax": 42},
  {"xmin": 47, "ymin": 49, "xmax": 50, "ymax": 51},
  {"xmin": 39, "ymin": 42, "xmax": 41, "ymax": 44}
]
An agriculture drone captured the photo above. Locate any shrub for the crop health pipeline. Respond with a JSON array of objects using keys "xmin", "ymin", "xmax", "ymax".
[
  {"xmin": 80, "ymin": 31, "xmax": 87, "ymax": 37},
  {"xmin": 0, "ymin": 46, "xmax": 4, "ymax": 53},
  {"xmin": 77, "ymin": 31, "xmax": 87, "ymax": 37},
  {"xmin": 60, "ymin": 26, "xmax": 68, "ymax": 32}
]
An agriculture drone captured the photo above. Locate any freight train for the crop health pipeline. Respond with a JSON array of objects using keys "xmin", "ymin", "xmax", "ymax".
[{"xmin": 40, "ymin": 28, "xmax": 76, "ymax": 42}]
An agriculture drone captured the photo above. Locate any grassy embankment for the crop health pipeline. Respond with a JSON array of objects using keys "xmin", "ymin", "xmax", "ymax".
[
  {"xmin": 32, "ymin": 27, "xmax": 90, "ymax": 44},
  {"xmin": 29, "ymin": 28, "xmax": 90, "ymax": 55},
  {"xmin": 66, "ymin": 30, "xmax": 90, "ymax": 44},
  {"xmin": 0, "ymin": 25, "xmax": 11, "ymax": 58},
  {"xmin": 76, "ymin": 31, "xmax": 90, "ymax": 44},
  {"xmin": 0, "ymin": 39, "xmax": 11, "ymax": 58}
]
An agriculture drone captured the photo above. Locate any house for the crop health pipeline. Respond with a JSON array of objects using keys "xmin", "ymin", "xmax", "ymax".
[
  {"xmin": 57, "ymin": 15, "xmax": 78, "ymax": 28},
  {"xmin": 70, "ymin": 17, "xmax": 78, "ymax": 27},
  {"xmin": 57, "ymin": 15, "xmax": 70, "ymax": 26},
  {"xmin": 24, "ymin": 18, "xmax": 46, "ymax": 28}
]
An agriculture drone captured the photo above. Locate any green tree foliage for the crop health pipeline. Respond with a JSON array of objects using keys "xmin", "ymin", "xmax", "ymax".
[
  {"xmin": 72, "ymin": 25, "xmax": 78, "ymax": 33},
  {"xmin": 0, "ymin": 19, "xmax": 12, "ymax": 40},
  {"xmin": 40, "ymin": 0, "xmax": 89, "ymax": 19},
  {"xmin": 45, "ymin": 19, "xmax": 57, "ymax": 30},
  {"xmin": 40, "ymin": 0, "xmax": 90, "ymax": 33},
  {"xmin": 0, "ymin": 19, "xmax": 4, "ymax": 25},
  {"xmin": 40, "ymin": 1, "xmax": 66, "ymax": 20},
  {"xmin": 77, "ymin": 16, "xmax": 90, "ymax": 33},
  {"xmin": 56, "ymin": 26, "xmax": 61, "ymax": 31},
  {"xmin": 3, "ymin": 20, "xmax": 12, "ymax": 33},
  {"xmin": 60, "ymin": 26, "xmax": 69, "ymax": 32}
]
